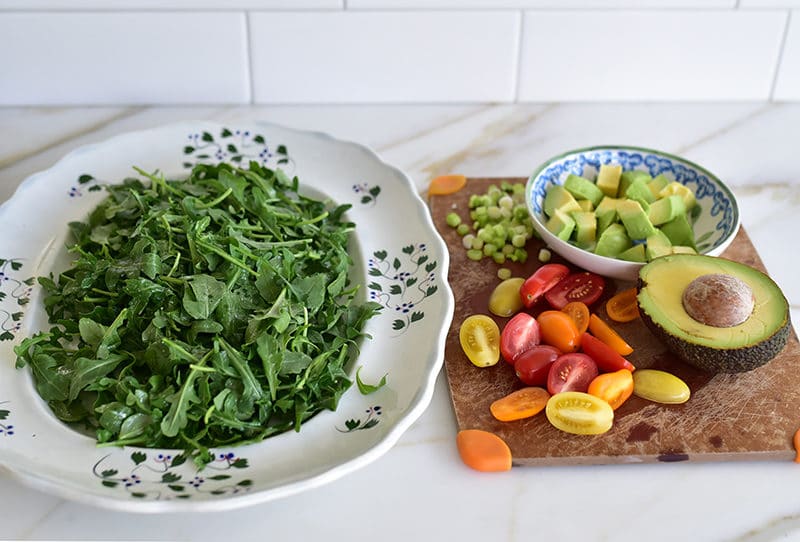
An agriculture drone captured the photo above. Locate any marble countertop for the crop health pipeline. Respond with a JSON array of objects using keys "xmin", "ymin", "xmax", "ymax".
[{"xmin": 0, "ymin": 104, "xmax": 798, "ymax": 542}]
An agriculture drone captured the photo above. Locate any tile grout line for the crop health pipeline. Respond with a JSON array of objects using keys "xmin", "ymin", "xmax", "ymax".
[
  {"xmin": 244, "ymin": 10, "xmax": 255, "ymax": 105},
  {"xmin": 512, "ymin": 9, "xmax": 524, "ymax": 103},
  {"xmin": 769, "ymin": 9, "xmax": 792, "ymax": 101}
]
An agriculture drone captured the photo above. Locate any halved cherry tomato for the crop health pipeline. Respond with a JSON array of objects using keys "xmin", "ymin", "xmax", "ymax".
[
  {"xmin": 428, "ymin": 174, "xmax": 467, "ymax": 196},
  {"xmin": 632, "ymin": 369, "xmax": 690, "ymax": 404},
  {"xmin": 456, "ymin": 429, "xmax": 512, "ymax": 472},
  {"xmin": 500, "ymin": 312, "xmax": 540, "ymax": 364},
  {"xmin": 459, "ymin": 315, "xmax": 500, "ymax": 367},
  {"xmin": 489, "ymin": 277, "xmax": 526, "ymax": 317},
  {"xmin": 544, "ymin": 272, "xmax": 606, "ymax": 310},
  {"xmin": 579, "ymin": 333, "xmax": 635, "ymax": 372},
  {"xmin": 606, "ymin": 287, "xmax": 640, "ymax": 322},
  {"xmin": 588, "ymin": 314, "xmax": 633, "ymax": 356},
  {"xmin": 562, "ymin": 301, "xmax": 590, "ymax": 334},
  {"xmin": 537, "ymin": 310, "xmax": 581, "ymax": 353},
  {"xmin": 587, "ymin": 369, "xmax": 634, "ymax": 410},
  {"xmin": 546, "ymin": 391, "xmax": 614, "ymax": 435},
  {"xmin": 519, "ymin": 264, "xmax": 570, "ymax": 308},
  {"xmin": 490, "ymin": 387, "xmax": 550, "ymax": 422},
  {"xmin": 546, "ymin": 353, "xmax": 599, "ymax": 395},
  {"xmin": 514, "ymin": 345, "xmax": 561, "ymax": 386}
]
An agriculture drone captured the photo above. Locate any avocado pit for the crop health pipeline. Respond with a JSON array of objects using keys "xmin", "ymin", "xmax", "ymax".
[{"xmin": 681, "ymin": 273, "xmax": 755, "ymax": 328}]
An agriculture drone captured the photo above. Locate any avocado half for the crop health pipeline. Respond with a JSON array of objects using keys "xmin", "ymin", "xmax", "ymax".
[{"xmin": 636, "ymin": 254, "xmax": 791, "ymax": 373}]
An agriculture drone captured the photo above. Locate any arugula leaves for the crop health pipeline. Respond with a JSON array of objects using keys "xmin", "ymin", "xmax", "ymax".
[{"xmin": 15, "ymin": 162, "xmax": 381, "ymax": 467}]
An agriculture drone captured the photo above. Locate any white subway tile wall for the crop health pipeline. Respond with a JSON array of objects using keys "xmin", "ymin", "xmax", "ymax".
[
  {"xmin": 0, "ymin": 12, "xmax": 249, "ymax": 105},
  {"xmin": 0, "ymin": 3, "xmax": 797, "ymax": 104},
  {"xmin": 774, "ymin": 11, "xmax": 800, "ymax": 100},
  {"xmin": 250, "ymin": 11, "xmax": 519, "ymax": 103},
  {"xmin": 518, "ymin": 10, "xmax": 787, "ymax": 101}
]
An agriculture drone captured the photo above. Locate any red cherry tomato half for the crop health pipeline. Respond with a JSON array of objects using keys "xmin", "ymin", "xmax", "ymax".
[
  {"xmin": 580, "ymin": 333, "xmax": 635, "ymax": 373},
  {"xmin": 547, "ymin": 353, "xmax": 599, "ymax": 395},
  {"xmin": 514, "ymin": 345, "xmax": 562, "ymax": 386},
  {"xmin": 544, "ymin": 272, "xmax": 606, "ymax": 310},
  {"xmin": 500, "ymin": 312, "xmax": 541, "ymax": 364},
  {"xmin": 519, "ymin": 264, "xmax": 570, "ymax": 308}
]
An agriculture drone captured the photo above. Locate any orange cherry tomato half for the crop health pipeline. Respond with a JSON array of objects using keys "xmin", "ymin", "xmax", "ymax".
[
  {"xmin": 587, "ymin": 369, "xmax": 634, "ymax": 410},
  {"xmin": 580, "ymin": 333, "xmax": 635, "ymax": 373},
  {"xmin": 562, "ymin": 301, "xmax": 590, "ymax": 334},
  {"xmin": 537, "ymin": 310, "xmax": 581, "ymax": 353},
  {"xmin": 588, "ymin": 314, "xmax": 634, "ymax": 356},
  {"xmin": 429, "ymin": 174, "xmax": 467, "ymax": 196},
  {"xmin": 490, "ymin": 387, "xmax": 551, "ymax": 422},
  {"xmin": 606, "ymin": 287, "xmax": 640, "ymax": 323},
  {"xmin": 456, "ymin": 429, "xmax": 512, "ymax": 472}
]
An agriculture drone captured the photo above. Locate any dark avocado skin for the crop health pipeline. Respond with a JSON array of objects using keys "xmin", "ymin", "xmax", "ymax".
[{"xmin": 636, "ymin": 276, "xmax": 792, "ymax": 373}]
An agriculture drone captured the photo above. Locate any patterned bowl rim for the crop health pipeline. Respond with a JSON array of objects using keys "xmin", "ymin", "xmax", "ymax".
[{"xmin": 525, "ymin": 144, "xmax": 740, "ymax": 269}]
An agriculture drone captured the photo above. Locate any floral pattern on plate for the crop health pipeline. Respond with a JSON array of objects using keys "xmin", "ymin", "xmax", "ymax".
[{"xmin": 0, "ymin": 121, "xmax": 453, "ymax": 512}]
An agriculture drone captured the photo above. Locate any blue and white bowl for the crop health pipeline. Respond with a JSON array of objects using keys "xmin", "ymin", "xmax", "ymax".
[{"xmin": 526, "ymin": 146, "xmax": 740, "ymax": 282}]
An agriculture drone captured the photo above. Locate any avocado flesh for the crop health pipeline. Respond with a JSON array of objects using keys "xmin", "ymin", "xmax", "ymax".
[{"xmin": 637, "ymin": 254, "xmax": 790, "ymax": 373}]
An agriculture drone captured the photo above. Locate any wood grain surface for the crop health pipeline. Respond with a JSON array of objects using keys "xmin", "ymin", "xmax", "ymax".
[{"xmin": 430, "ymin": 177, "xmax": 800, "ymax": 465}]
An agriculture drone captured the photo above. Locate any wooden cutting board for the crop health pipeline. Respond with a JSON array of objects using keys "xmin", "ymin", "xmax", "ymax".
[{"xmin": 430, "ymin": 177, "xmax": 800, "ymax": 465}]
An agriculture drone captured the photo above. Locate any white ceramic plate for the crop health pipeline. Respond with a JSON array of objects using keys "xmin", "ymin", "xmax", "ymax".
[{"xmin": 0, "ymin": 121, "xmax": 453, "ymax": 512}]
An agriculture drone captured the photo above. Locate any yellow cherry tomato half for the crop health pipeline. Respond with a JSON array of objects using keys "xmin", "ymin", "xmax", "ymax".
[
  {"xmin": 545, "ymin": 391, "xmax": 614, "ymax": 435},
  {"xmin": 488, "ymin": 277, "xmax": 526, "ymax": 317},
  {"xmin": 459, "ymin": 314, "xmax": 501, "ymax": 367},
  {"xmin": 632, "ymin": 369, "xmax": 691, "ymax": 404}
]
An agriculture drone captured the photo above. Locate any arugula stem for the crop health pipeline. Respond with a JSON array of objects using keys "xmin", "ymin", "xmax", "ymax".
[
  {"xmin": 197, "ymin": 187, "xmax": 233, "ymax": 209},
  {"xmin": 194, "ymin": 238, "xmax": 258, "ymax": 277},
  {"xmin": 296, "ymin": 211, "xmax": 329, "ymax": 227}
]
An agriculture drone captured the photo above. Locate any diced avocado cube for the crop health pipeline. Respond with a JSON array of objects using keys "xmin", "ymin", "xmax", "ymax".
[
  {"xmin": 645, "ymin": 229, "xmax": 673, "ymax": 261},
  {"xmin": 671, "ymin": 245, "xmax": 697, "ymax": 255},
  {"xmin": 648, "ymin": 195, "xmax": 686, "ymax": 226},
  {"xmin": 624, "ymin": 178, "xmax": 656, "ymax": 208},
  {"xmin": 544, "ymin": 184, "xmax": 581, "ymax": 217},
  {"xmin": 595, "ymin": 223, "xmax": 632, "ymax": 258},
  {"xmin": 594, "ymin": 197, "xmax": 618, "ymax": 234},
  {"xmin": 617, "ymin": 199, "xmax": 656, "ymax": 240},
  {"xmin": 596, "ymin": 164, "xmax": 622, "ymax": 197},
  {"xmin": 577, "ymin": 199, "xmax": 594, "ymax": 212},
  {"xmin": 619, "ymin": 170, "xmax": 651, "ymax": 198},
  {"xmin": 545, "ymin": 209, "xmax": 576, "ymax": 241},
  {"xmin": 570, "ymin": 210, "xmax": 597, "ymax": 250},
  {"xmin": 647, "ymin": 174, "xmax": 671, "ymax": 199},
  {"xmin": 564, "ymin": 174, "xmax": 604, "ymax": 206},
  {"xmin": 660, "ymin": 214, "xmax": 696, "ymax": 250},
  {"xmin": 617, "ymin": 243, "xmax": 647, "ymax": 263},
  {"xmin": 658, "ymin": 181, "xmax": 697, "ymax": 210}
]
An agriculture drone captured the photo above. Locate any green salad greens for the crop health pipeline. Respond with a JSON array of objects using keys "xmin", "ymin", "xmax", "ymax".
[{"xmin": 14, "ymin": 161, "xmax": 381, "ymax": 466}]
